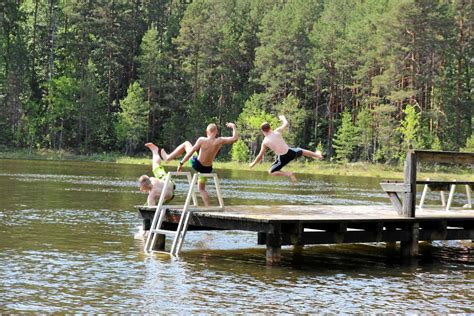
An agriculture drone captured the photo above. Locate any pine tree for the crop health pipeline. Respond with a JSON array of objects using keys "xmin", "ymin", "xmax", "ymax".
[
  {"xmin": 116, "ymin": 82, "xmax": 148, "ymax": 155},
  {"xmin": 333, "ymin": 110, "xmax": 359, "ymax": 161}
]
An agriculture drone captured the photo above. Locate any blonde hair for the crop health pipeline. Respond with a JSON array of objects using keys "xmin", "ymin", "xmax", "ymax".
[
  {"xmin": 139, "ymin": 175, "xmax": 152, "ymax": 190},
  {"xmin": 206, "ymin": 123, "xmax": 217, "ymax": 134}
]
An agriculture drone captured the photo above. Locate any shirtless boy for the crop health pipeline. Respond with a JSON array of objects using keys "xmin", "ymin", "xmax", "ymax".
[
  {"xmin": 139, "ymin": 143, "xmax": 175, "ymax": 206},
  {"xmin": 249, "ymin": 115, "xmax": 323, "ymax": 182},
  {"xmin": 160, "ymin": 123, "xmax": 238, "ymax": 206}
]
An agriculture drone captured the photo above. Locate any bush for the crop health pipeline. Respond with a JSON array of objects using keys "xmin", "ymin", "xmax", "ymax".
[{"xmin": 231, "ymin": 139, "xmax": 250, "ymax": 163}]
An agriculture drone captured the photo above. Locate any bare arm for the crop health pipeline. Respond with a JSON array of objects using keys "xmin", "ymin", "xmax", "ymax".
[
  {"xmin": 147, "ymin": 192, "xmax": 156, "ymax": 206},
  {"xmin": 177, "ymin": 138, "xmax": 202, "ymax": 171},
  {"xmin": 249, "ymin": 142, "xmax": 267, "ymax": 168},
  {"xmin": 274, "ymin": 115, "xmax": 288, "ymax": 133},
  {"xmin": 219, "ymin": 122, "xmax": 239, "ymax": 145}
]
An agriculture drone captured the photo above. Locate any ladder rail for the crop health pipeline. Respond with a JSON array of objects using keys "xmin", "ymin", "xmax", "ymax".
[
  {"xmin": 144, "ymin": 173, "xmax": 172, "ymax": 253},
  {"xmin": 144, "ymin": 171, "xmax": 224, "ymax": 256},
  {"xmin": 170, "ymin": 173, "xmax": 198, "ymax": 255}
]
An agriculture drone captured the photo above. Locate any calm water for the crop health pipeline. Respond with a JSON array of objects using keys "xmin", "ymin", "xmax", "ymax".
[{"xmin": 0, "ymin": 158, "xmax": 472, "ymax": 313}]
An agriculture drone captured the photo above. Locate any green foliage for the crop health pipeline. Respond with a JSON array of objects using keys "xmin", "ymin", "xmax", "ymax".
[
  {"xmin": 236, "ymin": 93, "xmax": 278, "ymax": 159},
  {"xmin": 116, "ymin": 82, "xmax": 148, "ymax": 154},
  {"xmin": 399, "ymin": 104, "xmax": 421, "ymax": 157},
  {"xmin": 0, "ymin": 0, "xmax": 472, "ymax": 162},
  {"xmin": 273, "ymin": 94, "xmax": 306, "ymax": 146},
  {"xmin": 236, "ymin": 94, "xmax": 277, "ymax": 141},
  {"xmin": 45, "ymin": 75, "xmax": 80, "ymax": 149},
  {"xmin": 371, "ymin": 104, "xmax": 397, "ymax": 163},
  {"xmin": 333, "ymin": 110, "xmax": 359, "ymax": 161},
  {"xmin": 461, "ymin": 134, "xmax": 474, "ymax": 153},
  {"xmin": 231, "ymin": 139, "xmax": 250, "ymax": 163},
  {"xmin": 355, "ymin": 106, "xmax": 373, "ymax": 161}
]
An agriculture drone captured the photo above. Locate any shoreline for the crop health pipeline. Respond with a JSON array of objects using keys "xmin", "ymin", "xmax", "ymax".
[{"xmin": 1, "ymin": 149, "xmax": 472, "ymax": 181}]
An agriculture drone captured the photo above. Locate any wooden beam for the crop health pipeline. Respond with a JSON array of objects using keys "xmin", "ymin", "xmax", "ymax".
[
  {"xmin": 415, "ymin": 150, "xmax": 474, "ymax": 164},
  {"xmin": 380, "ymin": 182, "xmax": 411, "ymax": 193},
  {"xmin": 403, "ymin": 151, "xmax": 417, "ymax": 217},
  {"xmin": 387, "ymin": 192, "xmax": 403, "ymax": 214}
]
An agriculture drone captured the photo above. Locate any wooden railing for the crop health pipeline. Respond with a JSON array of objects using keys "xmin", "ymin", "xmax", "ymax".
[{"xmin": 381, "ymin": 150, "xmax": 474, "ymax": 217}]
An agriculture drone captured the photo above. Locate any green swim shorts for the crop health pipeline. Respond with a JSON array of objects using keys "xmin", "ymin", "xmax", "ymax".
[{"xmin": 152, "ymin": 165, "xmax": 175, "ymax": 202}]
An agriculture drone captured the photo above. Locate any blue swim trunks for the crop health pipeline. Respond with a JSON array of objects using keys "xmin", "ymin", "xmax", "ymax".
[{"xmin": 189, "ymin": 156, "xmax": 212, "ymax": 184}]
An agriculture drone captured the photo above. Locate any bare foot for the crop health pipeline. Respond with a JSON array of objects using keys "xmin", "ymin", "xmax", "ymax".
[
  {"xmin": 145, "ymin": 143, "xmax": 158, "ymax": 152},
  {"xmin": 289, "ymin": 174, "xmax": 297, "ymax": 183},
  {"xmin": 315, "ymin": 150, "xmax": 323, "ymax": 160},
  {"xmin": 160, "ymin": 148, "xmax": 168, "ymax": 162}
]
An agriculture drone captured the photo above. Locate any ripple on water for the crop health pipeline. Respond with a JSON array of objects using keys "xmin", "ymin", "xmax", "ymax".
[{"xmin": 1, "ymin": 161, "xmax": 473, "ymax": 313}]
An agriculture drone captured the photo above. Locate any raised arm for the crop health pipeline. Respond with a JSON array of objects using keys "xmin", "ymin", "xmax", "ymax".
[
  {"xmin": 249, "ymin": 142, "xmax": 267, "ymax": 168},
  {"xmin": 274, "ymin": 115, "xmax": 289, "ymax": 133},
  {"xmin": 177, "ymin": 138, "xmax": 202, "ymax": 171},
  {"xmin": 219, "ymin": 122, "xmax": 239, "ymax": 145}
]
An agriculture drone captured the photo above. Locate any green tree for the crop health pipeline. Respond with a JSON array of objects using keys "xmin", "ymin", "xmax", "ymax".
[
  {"xmin": 355, "ymin": 106, "xmax": 373, "ymax": 161},
  {"xmin": 44, "ymin": 75, "xmax": 79, "ymax": 150},
  {"xmin": 333, "ymin": 110, "xmax": 359, "ymax": 161},
  {"xmin": 137, "ymin": 25, "xmax": 164, "ymax": 140},
  {"xmin": 77, "ymin": 59, "xmax": 107, "ymax": 152},
  {"xmin": 116, "ymin": 82, "xmax": 148, "ymax": 154},
  {"xmin": 461, "ymin": 134, "xmax": 474, "ymax": 152},
  {"xmin": 273, "ymin": 94, "xmax": 306, "ymax": 146},
  {"xmin": 399, "ymin": 104, "xmax": 421, "ymax": 157},
  {"xmin": 236, "ymin": 93, "xmax": 278, "ymax": 159},
  {"xmin": 231, "ymin": 139, "xmax": 250, "ymax": 163},
  {"xmin": 371, "ymin": 104, "xmax": 397, "ymax": 163}
]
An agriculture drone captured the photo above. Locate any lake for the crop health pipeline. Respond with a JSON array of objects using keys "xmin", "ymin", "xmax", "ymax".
[{"xmin": 0, "ymin": 158, "xmax": 472, "ymax": 313}]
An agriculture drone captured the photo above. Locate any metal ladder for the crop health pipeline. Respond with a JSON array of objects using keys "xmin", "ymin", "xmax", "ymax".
[{"xmin": 144, "ymin": 171, "xmax": 224, "ymax": 256}]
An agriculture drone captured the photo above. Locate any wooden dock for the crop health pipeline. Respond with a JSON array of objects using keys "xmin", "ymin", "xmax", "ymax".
[
  {"xmin": 138, "ymin": 150, "xmax": 474, "ymax": 265},
  {"xmin": 138, "ymin": 204, "xmax": 474, "ymax": 264}
]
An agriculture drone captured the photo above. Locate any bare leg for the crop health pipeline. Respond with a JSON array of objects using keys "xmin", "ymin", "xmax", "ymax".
[
  {"xmin": 301, "ymin": 149, "xmax": 323, "ymax": 160},
  {"xmin": 269, "ymin": 170, "xmax": 297, "ymax": 183},
  {"xmin": 161, "ymin": 141, "xmax": 193, "ymax": 162},
  {"xmin": 145, "ymin": 143, "xmax": 161, "ymax": 170},
  {"xmin": 198, "ymin": 181, "xmax": 210, "ymax": 206}
]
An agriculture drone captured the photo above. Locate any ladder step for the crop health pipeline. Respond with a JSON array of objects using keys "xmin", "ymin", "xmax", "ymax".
[{"xmin": 151, "ymin": 229, "xmax": 177, "ymax": 235}]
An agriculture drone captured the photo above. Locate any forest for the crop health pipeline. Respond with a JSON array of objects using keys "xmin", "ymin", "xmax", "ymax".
[{"xmin": 0, "ymin": 0, "xmax": 472, "ymax": 163}]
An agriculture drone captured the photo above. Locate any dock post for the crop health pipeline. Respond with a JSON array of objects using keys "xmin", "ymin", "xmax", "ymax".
[
  {"xmin": 400, "ymin": 222, "xmax": 419, "ymax": 258},
  {"xmin": 153, "ymin": 234, "xmax": 166, "ymax": 251},
  {"xmin": 403, "ymin": 150, "xmax": 417, "ymax": 217},
  {"xmin": 266, "ymin": 224, "xmax": 282, "ymax": 265}
]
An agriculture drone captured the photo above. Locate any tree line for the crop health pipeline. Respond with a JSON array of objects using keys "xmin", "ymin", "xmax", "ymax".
[{"xmin": 0, "ymin": 0, "xmax": 472, "ymax": 163}]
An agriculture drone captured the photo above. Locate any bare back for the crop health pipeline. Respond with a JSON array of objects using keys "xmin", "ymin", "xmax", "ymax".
[
  {"xmin": 148, "ymin": 177, "xmax": 173, "ymax": 206},
  {"xmin": 263, "ymin": 131, "xmax": 289, "ymax": 155},
  {"xmin": 197, "ymin": 137, "xmax": 225, "ymax": 166}
]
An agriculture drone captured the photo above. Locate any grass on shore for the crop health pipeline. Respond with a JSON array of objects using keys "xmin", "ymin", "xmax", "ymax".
[{"xmin": 1, "ymin": 148, "xmax": 472, "ymax": 180}]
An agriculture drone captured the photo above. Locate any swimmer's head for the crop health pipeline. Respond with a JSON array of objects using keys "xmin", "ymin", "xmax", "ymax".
[
  {"xmin": 139, "ymin": 175, "xmax": 152, "ymax": 192},
  {"xmin": 206, "ymin": 123, "xmax": 218, "ymax": 137},
  {"xmin": 260, "ymin": 122, "xmax": 271, "ymax": 134}
]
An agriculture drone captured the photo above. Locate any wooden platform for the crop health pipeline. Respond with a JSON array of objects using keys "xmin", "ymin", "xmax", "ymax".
[{"xmin": 138, "ymin": 204, "xmax": 474, "ymax": 264}]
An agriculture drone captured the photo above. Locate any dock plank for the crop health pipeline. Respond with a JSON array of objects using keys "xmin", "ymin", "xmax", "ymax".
[{"xmin": 140, "ymin": 204, "xmax": 474, "ymax": 223}]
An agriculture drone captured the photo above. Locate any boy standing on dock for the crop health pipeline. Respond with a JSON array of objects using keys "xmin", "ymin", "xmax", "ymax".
[
  {"xmin": 139, "ymin": 143, "xmax": 175, "ymax": 206},
  {"xmin": 249, "ymin": 115, "xmax": 323, "ymax": 182},
  {"xmin": 160, "ymin": 122, "xmax": 239, "ymax": 206}
]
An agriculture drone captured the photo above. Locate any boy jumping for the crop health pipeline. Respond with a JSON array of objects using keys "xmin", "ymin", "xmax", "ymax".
[
  {"xmin": 160, "ymin": 122, "xmax": 238, "ymax": 206},
  {"xmin": 249, "ymin": 115, "xmax": 322, "ymax": 182},
  {"xmin": 139, "ymin": 143, "xmax": 175, "ymax": 206}
]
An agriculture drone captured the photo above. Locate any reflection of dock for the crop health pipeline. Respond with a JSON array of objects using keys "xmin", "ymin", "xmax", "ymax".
[{"xmin": 138, "ymin": 204, "xmax": 474, "ymax": 265}]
